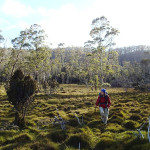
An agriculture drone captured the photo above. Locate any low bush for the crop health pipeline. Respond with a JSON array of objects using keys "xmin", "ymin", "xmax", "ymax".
[{"xmin": 101, "ymin": 83, "xmax": 111, "ymax": 88}]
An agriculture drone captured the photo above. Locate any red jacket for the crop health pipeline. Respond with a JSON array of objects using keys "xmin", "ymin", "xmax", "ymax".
[{"xmin": 96, "ymin": 93, "xmax": 111, "ymax": 108}]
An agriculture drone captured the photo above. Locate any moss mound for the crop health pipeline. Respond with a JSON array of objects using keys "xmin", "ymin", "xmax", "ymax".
[
  {"xmin": 47, "ymin": 130, "xmax": 68, "ymax": 143},
  {"xmin": 30, "ymin": 142, "xmax": 55, "ymax": 150},
  {"xmin": 68, "ymin": 118, "xmax": 80, "ymax": 126},
  {"xmin": 124, "ymin": 121, "xmax": 138, "ymax": 130},
  {"xmin": 124, "ymin": 138, "xmax": 149, "ymax": 150},
  {"xmin": 3, "ymin": 133, "xmax": 32, "ymax": 145},
  {"xmin": 87, "ymin": 120, "xmax": 100, "ymax": 128},
  {"xmin": 66, "ymin": 134, "xmax": 91, "ymax": 149},
  {"xmin": 129, "ymin": 114, "xmax": 141, "ymax": 121},
  {"xmin": 94, "ymin": 138, "xmax": 116, "ymax": 150},
  {"xmin": 109, "ymin": 115, "xmax": 124, "ymax": 125}
]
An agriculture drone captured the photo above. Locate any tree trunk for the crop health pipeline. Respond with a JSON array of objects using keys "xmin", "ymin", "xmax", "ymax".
[
  {"xmin": 66, "ymin": 75, "xmax": 69, "ymax": 84},
  {"xmin": 14, "ymin": 112, "xmax": 19, "ymax": 125},
  {"xmin": 14, "ymin": 112, "xmax": 25, "ymax": 127},
  {"xmin": 100, "ymin": 55, "xmax": 104, "ymax": 85}
]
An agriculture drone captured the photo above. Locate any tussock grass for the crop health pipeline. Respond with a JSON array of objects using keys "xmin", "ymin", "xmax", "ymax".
[{"xmin": 0, "ymin": 84, "xmax": 150, "ymax": 150}]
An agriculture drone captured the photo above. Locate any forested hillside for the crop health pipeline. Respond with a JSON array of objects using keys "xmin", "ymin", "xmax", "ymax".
[
  {"xmin": 115, "ymin": 45, "xmax": 150, "ymax": 65},
  {"xmin": 0, "ymin": 44, "xmax": 150, "ymax": 89}
]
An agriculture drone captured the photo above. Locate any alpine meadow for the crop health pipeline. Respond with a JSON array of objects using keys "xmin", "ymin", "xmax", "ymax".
[{"xmin": 0, "ymin": 0, "xmax": 150, "ymax": 150}]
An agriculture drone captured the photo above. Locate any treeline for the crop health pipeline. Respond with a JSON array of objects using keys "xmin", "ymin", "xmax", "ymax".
[
  {"xmin": 115, "ymin": 45, "xmax": 150, "ymax": 65},
  {"xmin": 0, "ymin": 17, "xmax": 150, "ymax": 90},
  {"xmin": 0, "ymin": 45, "xmax": 150, "ymax": 88}
]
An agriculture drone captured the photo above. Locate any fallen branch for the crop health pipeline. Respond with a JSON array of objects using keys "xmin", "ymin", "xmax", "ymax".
[{"xmin": 74, "ymin": 113, "xmax": 84, "ymax": 126}]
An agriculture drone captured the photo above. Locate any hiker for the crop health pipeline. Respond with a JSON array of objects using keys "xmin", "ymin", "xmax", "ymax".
[{"xmin": 95, "ymin": 89, "xmax": 111, "ymax": 125}]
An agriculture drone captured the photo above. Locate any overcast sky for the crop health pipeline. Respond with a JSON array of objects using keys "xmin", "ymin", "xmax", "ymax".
[{"xmin": 0, "ymin": 0, "xmax": 150, "ymax": 48}]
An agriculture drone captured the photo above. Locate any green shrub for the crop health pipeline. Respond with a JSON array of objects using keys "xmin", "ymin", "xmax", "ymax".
[
  {"xmin": 6, "ymin": 69, "xmax": 37, "ymax": 127},
  {"xmin": 101, "ymin": 83, "xmax": 111, "ymax": 88},
  {"xmin": 48, "ymin": 79, "xmax": 59, "ymax": 95}
]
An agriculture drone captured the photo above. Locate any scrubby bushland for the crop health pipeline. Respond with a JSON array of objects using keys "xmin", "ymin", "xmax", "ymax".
[
  {"xmin": 101, "ymin": 82, "xmax": 111, "ymax": 88},
  {"xmin": 6, "ymin": 69, "xmax": 37, "ymax": 127},
  {"xmin": 48, "ymin": 79, "xmax": 59, "ymax": 95}
]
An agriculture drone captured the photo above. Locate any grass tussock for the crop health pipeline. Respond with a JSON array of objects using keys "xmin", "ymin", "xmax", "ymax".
[{"xmin": 0, "ymin": 84, "xmax": 150, "ymax": 150}]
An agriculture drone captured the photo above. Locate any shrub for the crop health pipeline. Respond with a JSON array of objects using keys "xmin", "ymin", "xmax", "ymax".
[
  {"xmin": 101, "ymin": 82, "xmax": 111, "ymax": 88},
  {"xmin": 133, "ymin": 80, "xmax": 150, "ymax": 91},
  {"xmin": 6, "ymin": 69, "xmax": 37, "ymax": 127},
  {"xmin": 41, "ymin": 80, "xmax": 49, "ymax": 94},
  {"xmin": 48, "ymin": 79, "xmax": 59, "ymax": 95}
]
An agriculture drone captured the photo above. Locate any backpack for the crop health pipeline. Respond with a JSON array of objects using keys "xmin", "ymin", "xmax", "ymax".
[{"xmin": 99, "ymin": 93, "xmax": 109, "ymax": 108}]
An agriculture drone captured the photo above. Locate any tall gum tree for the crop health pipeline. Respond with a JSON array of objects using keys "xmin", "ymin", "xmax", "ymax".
[{"xmin": 85, "ymin": 16, "xmax": 119, "ymax": 84}]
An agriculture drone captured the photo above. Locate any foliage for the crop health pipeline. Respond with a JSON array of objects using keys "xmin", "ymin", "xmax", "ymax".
[
  {"xmin": 85, "ymin": 16, "xmax": 119, "ymax": 84},
  {"xmin": 6, "ymin": 69, "xmax": 37, "ymax": 126},
  {"xmin": 0, "ymin": 23, "xmax": 150, "ymax": 89},
  {"xmin": 0, "ymin": 30, "xmax": 4, "ymax": 43},
  {"xmin": 48, "ymin": 79, "xmax": 59, "ymax": 95},
  {"xmin": 102, "ymin": 82, "xmax": 111, "ymax": 88}
]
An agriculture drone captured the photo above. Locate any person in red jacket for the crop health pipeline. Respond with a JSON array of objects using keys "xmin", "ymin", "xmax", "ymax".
[{"xmin": 95, "ymin": 88, "xmax": 111, "ymax": 125}]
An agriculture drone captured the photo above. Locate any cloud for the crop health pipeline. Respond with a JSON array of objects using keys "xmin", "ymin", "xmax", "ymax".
[
  {"xmin": 38, "ymin": 4, "xmax": 92, "ymax": 47},
  {"xmin": 90, "ymin": 0, "xmax": 150, "ymax": 47},
  {"xmin": 6, "ymin": 21, "xmax": 30, "ymax": 32},
  {"xmin": 2, "ymin": 0, "xmax": 35, "ymax": 18},
  {"xmin": 1, "ymin": 0, "xmax": 150, "ymax": 47},
  {"xmin": 0, "ymin": 18, "xmax": 9, "ymax": 25},
  {"xmin": 38, "ymin": 0, "xmax": 150, "ymax": 47}
]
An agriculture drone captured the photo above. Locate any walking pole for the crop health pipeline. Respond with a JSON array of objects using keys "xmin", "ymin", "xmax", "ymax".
[
  {"xmin": 148, "ymin": 116, "xmax": 150, "ymax": 142},
  {"xmin": 95, "ymin": 106, "xmax": 97, "ymax": 112}
]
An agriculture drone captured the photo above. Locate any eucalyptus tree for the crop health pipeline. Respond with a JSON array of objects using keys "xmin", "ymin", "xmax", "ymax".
[
  {"xmin": 8, "ymin": 29, "xmax": 30, "ymax": 77},
  {"xmin": 0, "ymin": 30, "xmax": 4, "ymax": 43},
  {"xmin": 58, "ymin": 43, "xmax": 65, "ymax": 68},
  {"xmin": 0, "ymin": 30, "xmax": 6, "ymax": 67},
  {"xmin": 85, "ymin": 16, "xmax": 119, "ymax": 84},
  {"xmin": 25, "ymin": 46, "xmax": 51, "ymax": 82},
  {"xmin": 26, "ymin": 24, "xmax": 48, "ymax": 81},
  {"xmin": 141, "ymin": 59, "xmax": 150, "ymax": 79},
  {"xmin": 27, "ymin": 24, "xmax": 47, "ymax": 51},
  {"xmin": 106, "ymin": 50, "xmax": 120, "ymax": 82},
  {"xmin": 52, "ymin": 43, "xmax": 66, "ymax": 82},
  {"xmin": 0, "ymin": 30, "xmax": 5, "ymax": 77},
  {"xmin": 6, "ymin": 24, "xmax": 49, "ymax": 82}
]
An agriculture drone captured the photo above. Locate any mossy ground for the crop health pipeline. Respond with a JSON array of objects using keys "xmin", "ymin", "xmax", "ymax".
[{"xmin": 0, "ymin": 84, "xmax": 150, "ymax": 150}]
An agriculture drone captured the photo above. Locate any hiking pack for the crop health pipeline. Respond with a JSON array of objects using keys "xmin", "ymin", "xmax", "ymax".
[{"xmin": 99, "ymin": 92, "xmax": 109, "ymax": 108}]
